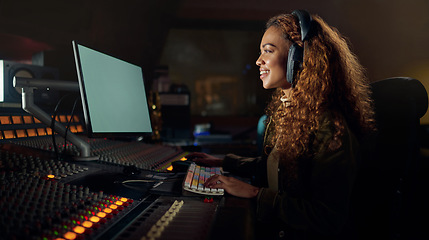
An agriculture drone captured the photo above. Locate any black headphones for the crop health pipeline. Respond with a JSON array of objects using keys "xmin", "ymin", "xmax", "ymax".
[{"xmin": 286, "ymin": 10, "xmax": 314, "ymax": 86}]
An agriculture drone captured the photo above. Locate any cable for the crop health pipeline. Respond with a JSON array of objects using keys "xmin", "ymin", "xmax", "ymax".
[
  {"xmin": 51, "ymin": 94, "xmax": 72, "ymax": 160},
  {"xmin": 63, "ymin": 96, "xmax": 79, "ymax": 155},
  {"xmin": 120, "ymin": 178, "xmax": 183, "ymax": 184},
  {"xmin": 50, "ymin": 94, "xmax": 78, "ymax": 160},
  {"xmin": 119, "ymin": 172, "xmax": 184, "ymax": 185}
]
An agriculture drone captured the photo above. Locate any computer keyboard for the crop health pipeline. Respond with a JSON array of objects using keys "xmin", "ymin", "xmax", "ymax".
[{"xmin": 183, "ymin": 163, "xmax": 224, "ymax": 196}]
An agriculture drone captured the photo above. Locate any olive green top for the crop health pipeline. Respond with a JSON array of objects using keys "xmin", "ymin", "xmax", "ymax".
[{"xmin": 222, "ymin": 113, "xmax": 360, "ymax": 239}]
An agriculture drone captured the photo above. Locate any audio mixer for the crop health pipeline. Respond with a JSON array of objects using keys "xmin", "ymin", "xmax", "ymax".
[
  {"xmin": 0, "ymin": 138, "xmax": 224, "ymax": 240},
  {"xmin": 0, "ymin": 110, "xmax": 255, "ymax": 240},
  {"xmin": 0, "ymin": 112, "xmax": 225, "ymax": 240}
]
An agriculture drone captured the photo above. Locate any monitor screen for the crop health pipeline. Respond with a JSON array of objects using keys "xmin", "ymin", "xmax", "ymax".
[{"xmin": 72, "ymin": 41, "xmax": 152, "ymax": 137}]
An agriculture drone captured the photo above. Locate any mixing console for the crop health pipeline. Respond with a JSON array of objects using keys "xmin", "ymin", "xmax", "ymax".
[
  {"xmin": 114, "ymin": 196, "xmax": 219, "ymax": 240},
  {"xmin": 0, "ymin": 143, "xmax": 140, "ymax": 240},
  {"xmin": 0, "ymin": 140, "xmax": 221, "ymax": 240},
  {"xmin": 0, "ymin": 113, "xmax": 248, "ymax": 240},
  {"xmin": 10, "ymin": 135, "xmax": 186, "ymax": 172}
]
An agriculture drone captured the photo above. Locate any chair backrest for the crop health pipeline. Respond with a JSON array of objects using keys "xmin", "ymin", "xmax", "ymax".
[
  {"xmin": 256, "ymin": 114, "xmax": 268, "ymax": 155},
  {"xmin": 351, "ymin": 77, "xmax": 428, "ymax": 239}
]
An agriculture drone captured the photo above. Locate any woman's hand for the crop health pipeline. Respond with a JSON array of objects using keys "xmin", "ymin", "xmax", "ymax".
[
  {"xmin": 204, "ymin": 174, "xmax": 260, "ymax": 198},
  {"xmin": 185, "ymin": 152, "xmax": 223, "ymax": 167}
]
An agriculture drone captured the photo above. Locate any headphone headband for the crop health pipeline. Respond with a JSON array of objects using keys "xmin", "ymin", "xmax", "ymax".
[
  {"xmin": 291, "ymin": 10, "xmax": 313, "ymax": 42},
  {"xmin": 286, "ymin": 10, "xmax": 313, "ymax": 86}
]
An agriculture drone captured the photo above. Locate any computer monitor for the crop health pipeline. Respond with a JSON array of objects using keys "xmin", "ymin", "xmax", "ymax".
[{"xmin": 72, "ymin": 41, "xmax": 152, "ymax": 138}]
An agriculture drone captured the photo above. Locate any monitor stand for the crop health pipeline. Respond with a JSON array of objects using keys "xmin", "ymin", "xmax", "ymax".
[{"xmin": 14, "ymin": 77, "xmax": 98, "ymax": 161}]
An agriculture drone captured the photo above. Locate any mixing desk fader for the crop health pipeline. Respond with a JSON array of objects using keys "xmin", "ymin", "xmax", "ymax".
[
  {"xmin": 0, "ymin": 141, "xmax": 227, "ymax": 240},
  {"xmin": 0, "ymin": 143, "xmax": 142, "ymax": 240}
]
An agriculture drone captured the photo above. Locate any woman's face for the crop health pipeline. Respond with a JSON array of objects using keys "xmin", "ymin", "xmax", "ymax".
[{"xmin": 256, "ymin": 26, "xmax": 291, "ymax": 90}]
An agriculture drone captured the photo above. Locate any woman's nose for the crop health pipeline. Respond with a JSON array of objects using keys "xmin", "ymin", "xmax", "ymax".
[{"xmin": 256, "ymin": 55, "xmax": 263, "ymax": 66}]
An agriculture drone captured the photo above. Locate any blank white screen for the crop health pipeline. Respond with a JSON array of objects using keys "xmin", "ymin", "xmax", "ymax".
[{"xmin": 76, "ymin": 43, "xmax": 152, "ymax": 134}]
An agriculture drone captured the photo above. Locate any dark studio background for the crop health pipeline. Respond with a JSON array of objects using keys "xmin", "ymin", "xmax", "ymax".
[
  {"xmin": 1, "ymin": 0, "xmax": 429, "ymax": 149},
  {"xmin": 1, "ymin": 0, "xmax": 429, "ymax": 118}
]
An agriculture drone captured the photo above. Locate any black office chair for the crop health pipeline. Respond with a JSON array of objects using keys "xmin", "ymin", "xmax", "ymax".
[{"xmin": 350, "ymin": 77, "xmax": 428, "ymax": 240}]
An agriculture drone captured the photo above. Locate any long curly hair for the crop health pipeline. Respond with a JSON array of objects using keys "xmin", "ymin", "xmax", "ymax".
[{"xmin": 264, "ymin": 13, "xmax": 376, "ymax": 182}]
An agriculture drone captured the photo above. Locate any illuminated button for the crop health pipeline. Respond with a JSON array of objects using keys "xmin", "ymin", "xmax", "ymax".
[
  {"xmin": 103, "ymin": 208, "xmax": 112, "ymax": 214},
  {"xmin": 109, "ymin": 204, "xmax": 118, "ymax": 210},
  {"xmin": 47, "ymin": 174, "xmax": 55, "ymax": 179},
  {"xmin": 63, "ymin": 232, "xmax": 77, "ymax": 240},
  {"xmin": 82, "ymin": 221, "xmax": 93, "ymax": 228},
  {"xmin": 115, "ymin": 201, "xmax": 123, "ymax": 206},
  {"xmin": 89, "ymin": 216, "xmax": 100, "ymax": 223},
  {"xmin": 73, "ymin": 226, "xmax": 85, "ymax": 234},
  {"xmin": 120, "ymin": 197, "xmax": 128, "ymax": 202},
  {"xmin": 97, "ymin": 212, "xmax": 106, "ymax": 218}
]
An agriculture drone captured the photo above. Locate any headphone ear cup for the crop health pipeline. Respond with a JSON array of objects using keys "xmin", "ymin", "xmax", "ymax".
[{"xmin": 286, "ymin": 43, "xmax": 304, "ymax": 85}]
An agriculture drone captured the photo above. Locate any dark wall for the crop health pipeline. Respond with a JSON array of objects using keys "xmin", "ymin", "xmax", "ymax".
[{"xmin": 1, "ymin": 0, "xmax": 428, "ymax": 120}]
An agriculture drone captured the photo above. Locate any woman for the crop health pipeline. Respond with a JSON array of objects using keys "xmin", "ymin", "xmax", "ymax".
[{"xmin": 187, "ymin": 10, "xmax": 375, "ymax": 239}]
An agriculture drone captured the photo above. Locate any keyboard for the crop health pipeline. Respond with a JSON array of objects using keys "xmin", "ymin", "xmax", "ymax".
[{"xmin": 183, "ymin": 163, "xmax": 224, "ymax": 196}]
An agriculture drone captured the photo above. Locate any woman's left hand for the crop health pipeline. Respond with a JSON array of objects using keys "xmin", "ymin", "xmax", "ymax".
[{"xmin": 205, "ymin": 175, "xmax": 259, "ymax": 198}]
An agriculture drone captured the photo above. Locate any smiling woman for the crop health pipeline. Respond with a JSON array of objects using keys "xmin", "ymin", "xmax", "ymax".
[{"xmin": 186, "ymin": 10, "xmax": 376, "ymax": 239}]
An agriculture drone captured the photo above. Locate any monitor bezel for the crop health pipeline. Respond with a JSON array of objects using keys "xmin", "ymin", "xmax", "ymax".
[{"xmin": 72, "ymin": 40, "xmax": 152, "ymax": 138}]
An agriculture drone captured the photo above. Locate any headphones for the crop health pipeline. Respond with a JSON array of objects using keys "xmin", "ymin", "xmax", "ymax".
[{"xmin": 286, "ymin": 10, "xmax": 314, "ymax": 86}]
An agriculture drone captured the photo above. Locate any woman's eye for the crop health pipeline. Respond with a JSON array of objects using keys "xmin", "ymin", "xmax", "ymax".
[{"xmin": 259, "ymin": 49, "xmax": 273, "ymax": 55}]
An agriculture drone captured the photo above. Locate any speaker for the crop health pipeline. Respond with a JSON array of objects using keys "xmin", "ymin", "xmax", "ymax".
[{"xmin": 0, "ymin": 60, "xmax": 60, "ymax": 107}]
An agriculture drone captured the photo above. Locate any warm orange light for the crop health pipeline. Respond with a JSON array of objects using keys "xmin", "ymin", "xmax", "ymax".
[
  {"xmin": 181, "ymin": 157, "xmax": 187, "ymax": 161},
  {"xmin": 0, "ymin": 116, "xmax": 11, "ymax": 124},
  {"xmin": 115, "ymin": 201, "xmax": 123, "ymax": 206},
  {"xmin": 37, "ymin": 128, "xmax": 46, "ymax": 136},
  {"xmin": 16, "ymin": 129, "xmax": 27, "ymax": 138},
  {"xmin": 82, "ymin": 221, "xmax": 93, "ymax": 228},
  {"xmin": 73, "ymin": 226, "xmax": 85, "ymax": 234},
  {"xmin": 103, "ymin": 208, "xmax": 112, "ymax": 213},
  {"xmin": 167, "ymin": 165, "xmax": 173, "ymax": 171},
  {"xmin": 27, "ymin": 129, "xmax": 37, "ymax": 137},
  {"xmin": 23, "ymin": 116, "xmax": 33, "ymax": 124},
  {"xmin": 109, "ymin": 204, "xmax": 118, "ymax": 210},
  {"xmin": 63, "ymin": 231, "xmax": 77, "ymax": 240},
  {"xmin": 12, "ymin": 116, "xmax": 23, "ymax": 124},
  {"xmin": 96, "ymin": 212, "xmax": 106, "ymax": 218},
  {"xmin": 120, "ymin": 197, "xmax": 128, "ymax": 202},
  {"xmin": 3, "ymin": 130, "xmax": 15, "ymax": 139},
  {"xmin": 90, "ymin": 216, "xmax": 100, "ymax": 223},
  {"xmin": 47, "ymin": 174, "xmax": 55, "ymax": 179}
]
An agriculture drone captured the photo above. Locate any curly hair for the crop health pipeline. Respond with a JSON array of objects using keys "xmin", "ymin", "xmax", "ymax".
[{"xmin": 264, "ymin": 13, "xmax": 376, "ymax": 182}]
